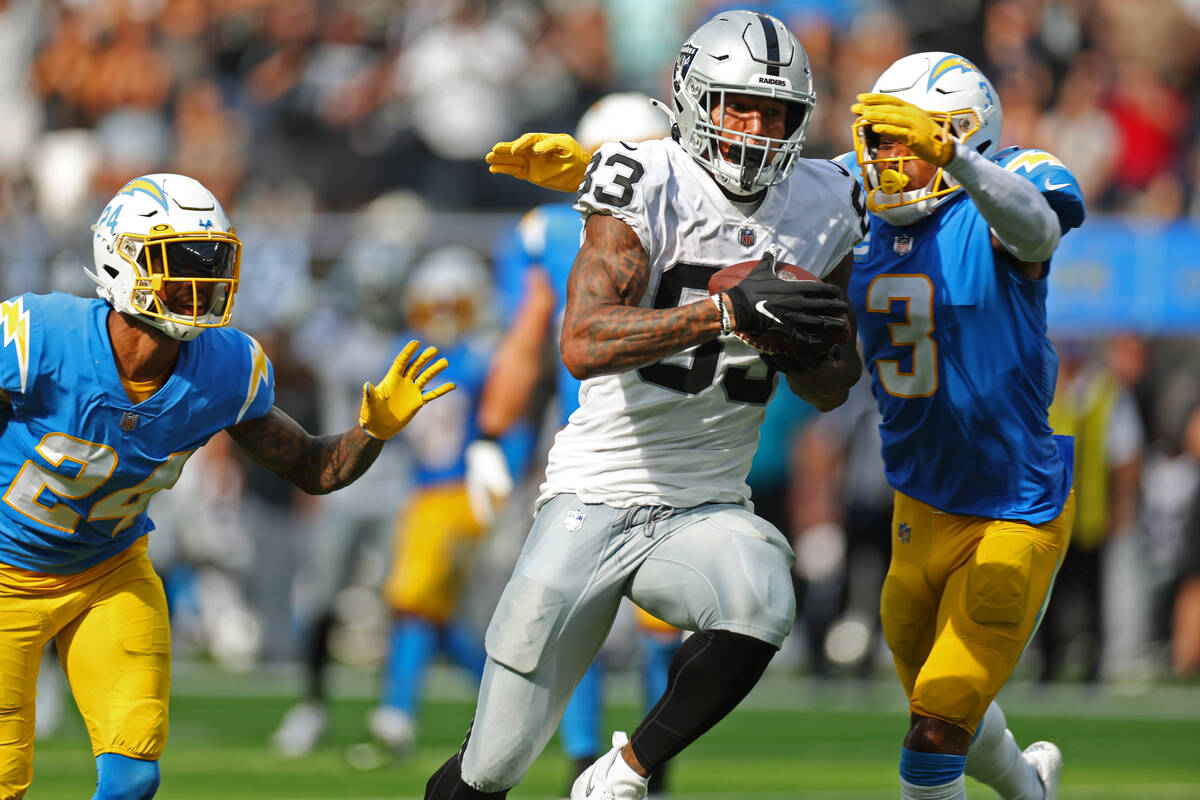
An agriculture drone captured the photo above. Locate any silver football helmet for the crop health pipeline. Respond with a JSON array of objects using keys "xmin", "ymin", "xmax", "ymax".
[
  {"xmin": 574, "ymin": 91, "xmax": 671, "ymax": 153},
  {"xmin": 88, "ymin": 174, "xmax": 241, "ymax": 341},
  {"xmin": 854, "ymin": 52, "xmax": 1002, "ymax": 225},
  {"xmin": 668, "ymin": 10, "xmax": 815, "ymax": 196}
]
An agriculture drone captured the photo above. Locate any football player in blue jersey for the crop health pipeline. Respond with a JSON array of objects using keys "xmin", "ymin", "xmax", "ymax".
[
  {"xmin": 353, "ymin": 245, "xmax": 497, "ymax": 766},
  {"xmin": 476, "ymin": 46, "xmax": 1085, "ymax": 800},
  {"xmin": 0, "ymin": 173, "xmax": 454, "ymax": 800},
  {"xmin": 845, "ymin": 52, "xmax": 1084, "ymax": 800}
]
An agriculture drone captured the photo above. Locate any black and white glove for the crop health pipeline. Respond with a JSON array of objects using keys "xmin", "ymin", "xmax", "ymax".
[{"xmin": 721, "ymin": 253, "xmax": 849, "ymax": 348}]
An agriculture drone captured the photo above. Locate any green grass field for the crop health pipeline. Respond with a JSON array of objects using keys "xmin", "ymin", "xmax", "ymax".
[{"xmin": 31, "ymin": 663, "xmax": 1200, "ymax": 799}]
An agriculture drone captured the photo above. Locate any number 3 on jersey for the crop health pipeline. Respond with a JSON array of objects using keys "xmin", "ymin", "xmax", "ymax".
[{"xmin": 867, "ymin": 275, "xmax": 937, "ymax": 398}]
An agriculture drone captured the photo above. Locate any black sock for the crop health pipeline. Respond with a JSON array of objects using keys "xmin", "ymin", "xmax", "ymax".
[
  {"xmin": 425, "ymin": 746, "xmax": 508, "ymax": 799},
  {"xmin": 304, "ymin": 611, "xmax": 334, "ymax": 701},
  {"xmin": 647, "ymin": 760, "xmax": 669, "ymax": 795},
  {"xmin": 629, "ymin": 630, "xmax": 776, "ymax": 772}
]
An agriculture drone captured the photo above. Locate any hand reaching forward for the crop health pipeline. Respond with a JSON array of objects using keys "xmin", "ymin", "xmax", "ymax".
[
  {"xmin": 485, "ymin": 132, "xmax": 591, "ymax": 193},
  {"xmin": 852, "ymin": 93, "xmax": 956, "ymax": 167},
  {"xmin": 359, "ymin": 340, "xmax": 455, "ymax": 440}
]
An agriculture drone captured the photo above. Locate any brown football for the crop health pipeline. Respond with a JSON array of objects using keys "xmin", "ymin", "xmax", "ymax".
[{"xmin": 708, "ymin": 259, "xmax": 850, "ymax": 363}]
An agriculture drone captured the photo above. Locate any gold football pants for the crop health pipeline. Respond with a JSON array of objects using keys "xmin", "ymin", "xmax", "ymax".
[
  {"xmin": 0, "ymin": 537, "xmax": 170, "ymax": 799},
  {"xmin": 881, "ymin": 491, "xmax": 1073, "ymax": 734},
  {"xmin": 383, "ymin": 483, "xmax": 486, "ymax": 623}
]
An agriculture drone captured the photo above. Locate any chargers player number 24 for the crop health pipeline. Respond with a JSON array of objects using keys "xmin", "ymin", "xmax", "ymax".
[{"xmin": 3, "ymin": 433, "xmax": 191, "ymax": 534}]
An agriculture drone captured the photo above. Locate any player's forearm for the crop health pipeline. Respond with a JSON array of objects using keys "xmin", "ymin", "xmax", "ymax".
[
  {"xmin": 478, "ymin": 280, "xmax": 555, "ymax": 436},
  {"xmin": 228, "ymin": 408, "xmax": 384, "ymax": 495},
  {"xmin": 478, "ymin": 348, "xmax": 543, "ymax": 436},
  {"xmin": 561, "ymin": 299, "xmax": 723, "ymax": 379},
  {"xmin": 944, "ymin": 143, "xmax": 1060, "ymax": 263}
]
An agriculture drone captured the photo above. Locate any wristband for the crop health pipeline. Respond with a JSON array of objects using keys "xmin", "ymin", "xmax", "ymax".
[{"xmin": 711, "ymin": 293, "xmax": 733, "ymax": 335}]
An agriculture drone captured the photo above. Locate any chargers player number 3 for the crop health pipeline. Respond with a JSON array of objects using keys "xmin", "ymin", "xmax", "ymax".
[{"xmin": 867, "ymin": 274, "xmax": 938, "ymax": 398}]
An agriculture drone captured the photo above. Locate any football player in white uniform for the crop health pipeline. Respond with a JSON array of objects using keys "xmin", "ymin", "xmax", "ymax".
[{"xmin": 425, "ymin": 11, "xmax": 867, "ymax": 800}]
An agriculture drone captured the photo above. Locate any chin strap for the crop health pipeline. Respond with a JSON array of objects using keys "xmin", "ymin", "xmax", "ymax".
[{"xmin": 649, "ymin": 98, "xmax": 681, "ymax": 143}]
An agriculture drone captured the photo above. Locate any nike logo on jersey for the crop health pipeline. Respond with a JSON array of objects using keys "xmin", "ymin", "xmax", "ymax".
[
  {"xmin": 1043, "ymin": 180, "xmax": 1070, "ymax": 191},
  {"xmin": 755, "ymin": 300, "xmax": 783, "ymax": 325}
]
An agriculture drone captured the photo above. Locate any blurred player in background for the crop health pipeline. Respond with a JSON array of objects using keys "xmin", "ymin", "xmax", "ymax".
[
  {"xmin": 0, "ymin": 173, "xmax": 454, "ymax": 800},
  {"xmin": 1036, "ymin": 339, "xmax": 1143, "ymax": 684},
  {"xmin": 845, "ymin": 53, "xmax": 1085, "ymax": 800},
  {"xmin": 792, "ymin": 374, "xmax": 891, "ymax": 679},
  {"xmin": 478, "ymin": 39, "xmax": 1087, "ymax": 800},
  {"xmin": 477, "ymin": 92, "xmax": 683, "ymax": 799},
  {"xmin": 271, "ymin": 198, "xmax": 422, "ymax": 759},
  {"xmin": 426, "ymin": 11, "xmax": 864, "ymax": 800},
  {"xmin": 348, "ymin": 244, "xmax": 499, "ymax": 767}
]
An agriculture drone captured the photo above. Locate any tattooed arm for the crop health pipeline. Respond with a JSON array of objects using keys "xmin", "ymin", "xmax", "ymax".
[
  {"xmin": 561, "ymin": 213, "xmax": 724, "ymax": 379},
  {"xmin": 782, "ymin": 254, "xmax": 861, "ymax": 412},
  {"xmin": 226, "ymin": 408, "xmax": 384, "ymax": 495}
]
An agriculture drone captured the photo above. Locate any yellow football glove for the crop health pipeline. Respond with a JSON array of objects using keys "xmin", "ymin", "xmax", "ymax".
[
  {"xmin": 485, "ymin": 132, "xmax": 591, "ymax": 193},
  {"xmin": 851, "ymin": 93, "xmax": 956, "ymax": 167},
  {"xmin": 359, "ymin": 340, "xmax": 455, "ymax": 440}
]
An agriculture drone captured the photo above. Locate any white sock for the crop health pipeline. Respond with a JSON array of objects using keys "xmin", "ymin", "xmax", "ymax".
[
  {"xmin": 900, "ymin": 775, "xmax": 967, "ymax": 800},
  {"xmin": 965, "ymin": 702, "xmax": 1045, "ymax": 800}
]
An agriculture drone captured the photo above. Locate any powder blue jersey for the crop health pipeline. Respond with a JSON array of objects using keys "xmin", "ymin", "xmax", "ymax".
[
  {"xmin": 400, "ymin": 332, "xmax": 494, "ymax": 487},
  {"xmin": 0, "ymin": 293, "xmax": 275, "ymax": 573},
  {"xmin": 838, "ymin": 147, "xmax": 1086, "ymax": 523},
  {"xmin": 494, "ymin": 203, "xmax": 584, "ymax": 426}
]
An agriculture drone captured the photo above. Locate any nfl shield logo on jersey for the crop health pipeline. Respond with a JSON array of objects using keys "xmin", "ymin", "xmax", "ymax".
[
  {"xmin": 563, "ymin": 508, "xmax": 586, "ymax": 532},
  {"xmin": 892, "ymin": 234, "xmax": 914, "ymax": 255},
  {"xmin": 739, "ymin": 227, "xmax": 756, "ymax": 247},
  {"xmin": 119, "ymin": 411, "xmax": 139, "ymax": 432},
  {"xmin": 897, "ymin": 522, "xmax": 911, "ymax": 544}
]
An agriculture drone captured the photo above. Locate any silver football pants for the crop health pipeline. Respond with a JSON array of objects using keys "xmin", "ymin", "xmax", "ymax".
[{"xmin": 461, "ymin": 493, "xmax": 796, "ymax": 792}]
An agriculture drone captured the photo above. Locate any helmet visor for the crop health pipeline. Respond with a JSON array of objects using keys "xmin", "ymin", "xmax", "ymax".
[{"xmin": 128, "ymin": 231, "xmax": 242, "ymax": 328}]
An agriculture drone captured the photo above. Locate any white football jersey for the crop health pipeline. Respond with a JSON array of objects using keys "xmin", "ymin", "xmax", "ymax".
[{"xmin": 538, "ymin": 138, "xmax": 867, "ymax": 510}]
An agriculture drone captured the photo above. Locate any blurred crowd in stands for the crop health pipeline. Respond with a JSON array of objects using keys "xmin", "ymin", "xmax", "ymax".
[
  {"xmin": 2, "ymin": 0, "xmax": 1199, "ymax": 220},
  {"xmin": 10, "ymin": 0, "xmax": 1200, "ymax": 730}
]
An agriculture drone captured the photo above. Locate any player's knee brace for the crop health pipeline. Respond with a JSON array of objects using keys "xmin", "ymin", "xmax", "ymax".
[
  {"xmin": 965, "ymin": 536, "xmax": 1033, "ymax": 626},
  {"xmin": 92, "ymin": 753, "xmax": 159, "ymax": 800},
  {"xmin": 630, "ymin": 629, "xmax": 776, "ymax": 772}
]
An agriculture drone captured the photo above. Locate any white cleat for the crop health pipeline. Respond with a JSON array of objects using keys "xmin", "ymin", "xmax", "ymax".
[
  {"xmin": 367, "ymin": 705, "xmax": 416, "ymax": 757},
  {"xmin": 570, "ymin": 731, "xmax": 649, "ymax": 800},
  {"xmin": 1022, "ymin": 741, "xmax": 1062, "ymax": 800},
  {"xmin": 270, "ymin": 701, "xmax": 328, "ymax": 758}
]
